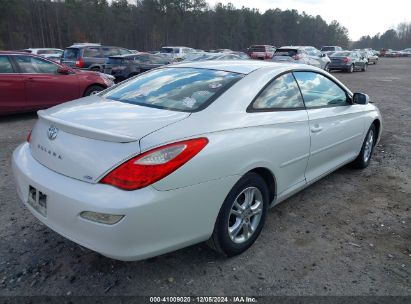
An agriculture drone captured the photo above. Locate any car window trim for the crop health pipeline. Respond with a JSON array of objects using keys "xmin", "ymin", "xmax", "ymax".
[
  {"xmin": 292, "ymin": 70, "xmax": 353, "ymax": 109},
  {"xmin": 246, "ymin": 70, "xmax": 306, "ymax": 113}
]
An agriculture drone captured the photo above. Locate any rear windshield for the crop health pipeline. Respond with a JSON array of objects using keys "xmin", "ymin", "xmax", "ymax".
[
  {"xmin": 250, "ymin": 46, "xmax": 266, "ymax": 52},
  {"xmin": 63, "ymin": 48, "xmax": 80, "ymax": 60},
  {"xmin": 101, "ymin": 67, "xmax": 243, "ymax": 112},
  {"xmin": 321, "ymin": 47, "xmax": 335, "ymax": 51},
  {"xmin": 331, "ymin": 51, "xmax": 351, "ymax": 57},
  {"xmin": 160, "ymin": 47, "xmax": 178, "ymax": 54},
  {"xmin": 274, "ymin": 49, "xmax": 298, "ymax": 57}
]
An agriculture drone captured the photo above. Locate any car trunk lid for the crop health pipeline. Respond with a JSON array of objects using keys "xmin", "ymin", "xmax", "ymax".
[{"xmin": 30, "ymin": 96, "xmax": 190, "ymax": 183}]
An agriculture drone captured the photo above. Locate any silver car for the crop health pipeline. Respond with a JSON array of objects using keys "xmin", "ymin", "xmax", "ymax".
[{"xmin": 272, "ymin": 46, "xmax": 331, "ymax": 71}]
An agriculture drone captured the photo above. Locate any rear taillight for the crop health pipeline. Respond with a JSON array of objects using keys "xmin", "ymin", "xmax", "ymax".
[
  {"xmin": 75, "ymin": 58, "xmax": 84, "ymax": 68},
  {"xmin": 100, "ymin": 138, "xmax": 208, "ymax": 190},
  {"xmin": 27, "ymin": 130, "xmax": 32, "ymax": 143},
  {"xmin": 342, "ymin": 57, "xmax": 349, "ymax": 63}
]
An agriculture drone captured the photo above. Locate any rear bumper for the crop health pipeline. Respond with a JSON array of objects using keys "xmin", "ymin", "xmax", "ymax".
[
  {"xmin": 12, "ymin": 143, "xmax": 239, "ymax": 261},
  {"xmin": 328, "ymin": 63, "xmax": 351, "ymax": 70}
]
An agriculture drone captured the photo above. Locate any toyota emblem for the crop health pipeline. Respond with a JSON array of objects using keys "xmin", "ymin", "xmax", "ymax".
[{"xmin": 47, "ymin": 125, "xmax": 58, "ymax": 140}]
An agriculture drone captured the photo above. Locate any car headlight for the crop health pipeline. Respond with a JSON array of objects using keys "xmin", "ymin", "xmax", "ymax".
[{"xmin": 99, "ymin": 73, "xmax": 115, "ymax": 86}]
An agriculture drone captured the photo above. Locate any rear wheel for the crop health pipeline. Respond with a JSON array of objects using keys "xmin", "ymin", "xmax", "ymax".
[
  {"xmin": 84, "ymin": 85, "xmax": 105, "ymax": 96},
  {"xmin": 207, "ymin": 172, "xmax": 269, "ymax": 257},
  {"xmin": 362, "ymin": 63, "xmax": 368, "ymax": 72},
  {"xmin": 324, "ymin": 63, "xmax": 330, "ymax": 72},
  {"xmin": 348, "ymin": 64, "xmax": 354, "ymax": 73},
  {"xmin": 351, "ymin": 124, "xmax": 376, "ymax": 169}
]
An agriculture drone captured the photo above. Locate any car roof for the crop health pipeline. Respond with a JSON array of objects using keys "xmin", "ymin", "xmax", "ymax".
[{"xmin": 171, "ymin": 60, "xmax": 304, "ymax": 74}]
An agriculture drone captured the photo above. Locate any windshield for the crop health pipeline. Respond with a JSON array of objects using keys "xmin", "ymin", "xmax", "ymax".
[
  {"xmin": 321, "ymin": 47, "xmax": 335, "ymax": 51},
  {"xmin": 250, "ymin": 46, "xmax": 266, "ymax": 52},
  {"xmin": 102, "ymin": 67, "xmax": 243, "ymax": 112},
  {"xmin": 274, "ymin": 49, "xmax": 298, "ymax": 57},
  {"xmin": 63, "ymin": 48, "xmax": 80, "ymax": 60},
  {"xmin": 160, "ymin": 47, "xmax": 178, "ymax": 54},
  {"xmin": 331, "ymin": 51, "xmax": 351, "ymax": 57}
]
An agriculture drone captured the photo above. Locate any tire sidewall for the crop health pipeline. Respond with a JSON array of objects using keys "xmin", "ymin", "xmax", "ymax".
[
  {"xmin": 214, "ymin": 173, "xmax": 269, "ymax": 256},
  {"xmin": 358, "ymin": 124, "xmax": 376, "ymax": 168}
]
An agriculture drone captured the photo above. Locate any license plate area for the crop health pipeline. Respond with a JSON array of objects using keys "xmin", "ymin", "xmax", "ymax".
[{"xmin": 28, "ymin": 185, "xmax": 47, "ymax": 217}]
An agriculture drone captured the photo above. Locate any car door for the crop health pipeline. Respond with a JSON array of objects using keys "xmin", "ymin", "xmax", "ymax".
[
  {"xmin": 249, "ymin": 72, "xmax": 310, "ymax": 196},
  {"xmin": 293, "ymin": 71, "xmax": 365, "ymax": 182},
  {"xmin": 13, "ymin": 55, "xmax": 80, "ymax": 109},
  {"xmin": 0, "ymin": 55, "xmax": 26, "ymax": 114}
]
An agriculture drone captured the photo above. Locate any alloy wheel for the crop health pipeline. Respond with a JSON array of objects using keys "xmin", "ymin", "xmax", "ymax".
[{"xmin": 228, "ymin": 187, "xmax": 263, "ymax": 244}]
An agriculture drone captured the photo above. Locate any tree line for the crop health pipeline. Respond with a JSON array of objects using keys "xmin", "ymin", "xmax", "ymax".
[
  {"xmin": 352, "ymin": 23, "xmax": 411, "ymax": 50},
  {"xmin": 0, "ymin": 0, "xmax": 350, "ymax": 51}
]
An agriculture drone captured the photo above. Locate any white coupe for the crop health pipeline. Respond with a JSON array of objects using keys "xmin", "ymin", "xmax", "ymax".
[{"xmin": 12, "ymin": 61, "xmax": 382, "ymax": 261}]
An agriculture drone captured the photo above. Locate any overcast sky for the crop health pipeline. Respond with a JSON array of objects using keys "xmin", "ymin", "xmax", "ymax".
[{"xmin": 207, "ymin": 0, "xmax": 411, "ymax": 40}]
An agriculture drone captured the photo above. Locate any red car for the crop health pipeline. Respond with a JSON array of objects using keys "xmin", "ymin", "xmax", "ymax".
[
  {"xmin": 248, "ymin": 45, "xmax": 276, "ymax": 60},
  {"xmin": 0, "ymin": 51, "xmax": 114, "ymax": 115}
]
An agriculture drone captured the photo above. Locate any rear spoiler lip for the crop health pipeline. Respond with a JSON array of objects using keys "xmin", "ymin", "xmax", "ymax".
[{"xmin": 37, "ymin": 110, "xmax": 138, "ymax": 143}]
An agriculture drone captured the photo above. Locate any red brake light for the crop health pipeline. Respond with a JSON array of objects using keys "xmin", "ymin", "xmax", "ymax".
[
  {"xmin": 342, "ymin": 57, "xmax": 349, "ymax": 63},
  {"xmin": 100, "ymin": 138, "xmax": 208, "ymax": 190},
  {"xmin": 27, "ymin": 130, "xmax": 32, "ymax": 143},
  {"xmin": 75, "ymin": 59, "xmax": 84, "ymax": 68}
]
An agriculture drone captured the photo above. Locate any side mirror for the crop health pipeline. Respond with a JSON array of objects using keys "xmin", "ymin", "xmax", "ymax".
[
  {"xmin": 57, "ymin": 66, "xmax": 71, "ymax": 75},
  {"xmin": 321, "ymin": 53, "xmax": 326, "ymax": 57},
  {"xmin": 353, "ymin": 92, "xmax": 370, "ymax": 105}
]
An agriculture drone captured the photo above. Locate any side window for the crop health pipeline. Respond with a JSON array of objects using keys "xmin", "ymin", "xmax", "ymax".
[
  {"xmin": 14, "ymin": 56, "xmax": 58, "ymax": 74},
  {"xmin": 83, "ymin": 47, "xmax": 101, "ymax": 58},
  {"xmin": 293, "ymin": 72, "xmax": 348, "ymax": 108},
  {"xmin": 0, "ymin": 56, "xmax": 14, "ymax": 73},
  {"xmin": 252, "ymin": 73, "xmax": 304, "ymax": 110}
]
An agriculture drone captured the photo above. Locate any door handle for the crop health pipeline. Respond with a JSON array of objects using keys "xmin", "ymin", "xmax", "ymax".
[{"xmin": 311, "ymin": 125, "xmax": 323, "ymax": 133}]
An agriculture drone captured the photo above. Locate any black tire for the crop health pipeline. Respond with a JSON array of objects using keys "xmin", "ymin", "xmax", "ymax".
[
  {"xmin": 351, "ymin": 124, "xmax": 377, "ymax": 169},
  {"xmin": 347, "ymin": 64, "xmax": 354, "ymax": 73},
  {"xmin": 207, "ymin": 172, "xmax": 269, "ymax": 257},
  {"xmin": 362, "ymin": 63, "xmax": 368, "ymax": 72},
  {"xmin": 324, "ymin": 63, "xmax": 330, "ymax": 72},
  {"xmin": 83, "ymin": 85, "xmax": 105, "ymax": 96}
]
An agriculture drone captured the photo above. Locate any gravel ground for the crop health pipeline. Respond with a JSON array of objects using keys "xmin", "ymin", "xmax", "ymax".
[{"xmin": 0, "ymin": 58, "xmax": 410, "ymax": 297}]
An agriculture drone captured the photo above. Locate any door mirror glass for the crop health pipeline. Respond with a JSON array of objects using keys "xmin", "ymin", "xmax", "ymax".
[{"xmin": 353, "ymin": 92, "xmax": 370, "ymax": 105}]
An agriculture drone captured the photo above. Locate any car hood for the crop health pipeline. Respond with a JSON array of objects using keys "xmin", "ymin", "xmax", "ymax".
[{"xmin": 39, "ymin": 95, "xmax": 191, "ymax": 143}]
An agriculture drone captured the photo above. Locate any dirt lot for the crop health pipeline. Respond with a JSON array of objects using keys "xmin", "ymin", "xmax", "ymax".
[{"xmin": 0, "ymin": 58, "xmax": 410, "ymax": 297}]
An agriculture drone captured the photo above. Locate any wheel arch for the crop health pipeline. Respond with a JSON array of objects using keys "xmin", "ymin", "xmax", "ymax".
[
  {"xmin": 83, "ymin": 84, "xmax": 106, "ymax": 97},
  {"xmin": 247, "ymin": 167, "xmax": 277, "ymax": 205},
  {"xmin": 372, "ymin": 118, "xmax": 381, "ymax": 143}
]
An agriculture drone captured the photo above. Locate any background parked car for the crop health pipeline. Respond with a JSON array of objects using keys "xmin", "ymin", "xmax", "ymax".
[
  {"xmin": 23, "ymin": 48, "xmax": 64, "ymax": 61},
  {"xmin": 104, "ymin": 53, "xmax": 170, "ymax": 82},
  {"xmin": 61, "ymin": 43, "xmax": 132, "ymax": 72},
  {"xmin": 0, "ymin": 51, "xmax": 114, "ymax": 115},
  {"xmin": 159, "ymin": 46, "xmax": 196, "ymax": 61},
  {"xmin": 329, "ymin": 51, "xmax": 368, "ymax": 72},
  {"xmin": 248, "ymin": 45, "xmax": 276, "ymax": 60},
  {"xmin": 320, "ymin": 45, "xmax": 343, "ymax": 55},
  {"xmin": 272, "ymin": 46, "xmax": 330, "ymax": 70},
  {"xmin": 361, "ymin": 50, "xmax": 379, "ymax": 64}
]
